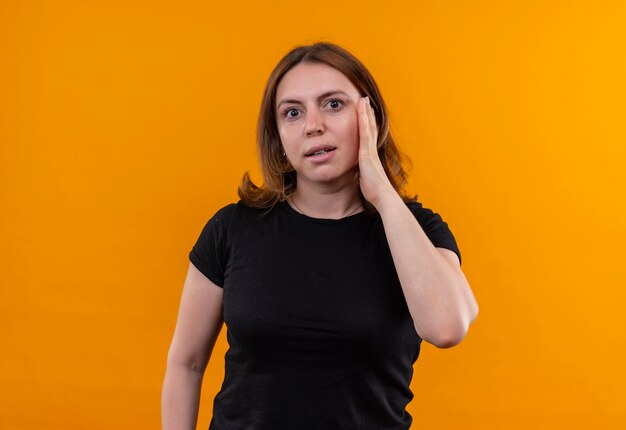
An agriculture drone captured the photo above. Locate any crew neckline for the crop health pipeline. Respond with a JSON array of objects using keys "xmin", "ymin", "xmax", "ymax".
[{"xmin": 280, "ymin": 200, "xmax": 367, "ymax": 225}]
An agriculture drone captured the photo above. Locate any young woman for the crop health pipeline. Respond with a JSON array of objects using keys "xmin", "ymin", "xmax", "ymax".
[{"xmin": 162, "ymin": 41, "xmax": 478, "ymax": 430}]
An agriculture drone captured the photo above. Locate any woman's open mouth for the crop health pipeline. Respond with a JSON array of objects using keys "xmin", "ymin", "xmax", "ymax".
[
  {"xmin": 304, "ymin": 145, "xmax": 337, "ymax": 163},
  {"xmin": 305, "ymin": 145, "xmax": 337, "ymax": 157}
]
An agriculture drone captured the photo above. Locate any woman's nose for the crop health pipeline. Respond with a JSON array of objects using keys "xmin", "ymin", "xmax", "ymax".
[{"xmin": 304, "ymin": 108, "xmax": 325, "ymax": 136}]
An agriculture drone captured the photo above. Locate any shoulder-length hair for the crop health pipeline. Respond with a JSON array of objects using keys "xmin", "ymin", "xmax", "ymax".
[{"xmin": 238, "ymin": 41, "xmax": 416, "ymax": 213}]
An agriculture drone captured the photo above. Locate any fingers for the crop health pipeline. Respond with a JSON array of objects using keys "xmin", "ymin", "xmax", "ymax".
[
  {"xmin": 367, "ymin": 98, "xmax": 377, "ymax": 141},
  {"xmin": 358, "ymin": 97, "xmax": 369, "ymax": 151},
  {"xmin": 359, "ymin": 96, "xmax": 370, "ymax": 133},
  {"xmin": 359, "ymin": 96, "xmax": 378, "ymax": 155}
]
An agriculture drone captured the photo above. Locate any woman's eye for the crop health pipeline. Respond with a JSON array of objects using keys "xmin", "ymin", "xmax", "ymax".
[
  {"xmin": 329, "ymin": 99, "xmax": 343, "ymax": 109},
  {"xmin": 285, "ymin": 108, "xmax": 299, "ymax": 118},
  {"xmin": 282, "ymin": 99, "xmax": 344, "ymax": 120}
]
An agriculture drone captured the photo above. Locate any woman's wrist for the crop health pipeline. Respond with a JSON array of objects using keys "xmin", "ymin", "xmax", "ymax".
[{"xmin": 372, "ymin": 189, "xmax": 404, "ymax": 214}]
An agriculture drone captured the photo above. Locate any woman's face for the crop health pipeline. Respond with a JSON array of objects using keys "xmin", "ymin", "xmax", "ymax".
[{"xmin": 275, "ymin": 62, "xmax": 363, "ymax": 188}]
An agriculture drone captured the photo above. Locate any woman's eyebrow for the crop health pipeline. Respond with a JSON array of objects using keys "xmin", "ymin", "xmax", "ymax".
[{"xmin": 277, "ymin": 90, "xmax": 350, "ymax": 108}]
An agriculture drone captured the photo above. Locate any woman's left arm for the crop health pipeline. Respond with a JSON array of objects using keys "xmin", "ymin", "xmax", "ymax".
[
  {"xmin": 357, "ymin": 96, "xmax": 479, "ymax": 348},
  {"xmin": 377, "ymin": 195, "xmax": 479, "ymax": 348}
]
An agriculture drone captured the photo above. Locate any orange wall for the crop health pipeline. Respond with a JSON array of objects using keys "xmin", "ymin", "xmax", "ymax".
[{"xmin": 1, "ymin": 1, "xmax": 624, "ymax": 428}]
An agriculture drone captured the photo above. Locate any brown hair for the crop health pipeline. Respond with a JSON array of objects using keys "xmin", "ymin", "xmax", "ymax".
[{"xmin": 238, "ymin": 41, "xmax": 416, "ymax": 214}]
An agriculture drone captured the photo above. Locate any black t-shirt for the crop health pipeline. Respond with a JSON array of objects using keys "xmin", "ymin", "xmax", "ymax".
[{"xmin": 189, "ymin": 199, "xmax": 461, "ymax": 430}]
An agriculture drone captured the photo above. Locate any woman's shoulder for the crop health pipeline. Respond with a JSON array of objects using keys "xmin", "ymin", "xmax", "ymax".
[
  {"xmin": 404, "ymin": 197, "xmax": 441, "ymax": 213},
  {"xmin": 404, "ymin": 198, "xmax": 449, "ymax": 226},
  {"xmin": 209, "ymin": 199, "xmax": 280, "ymax": 222},
  {"xmin": 206, "ymin": 201, "xmax": 238, "ymax": 222},
  {"xmin": 404, "ymin": 198, "xmax": 427, "ymax": 214}
]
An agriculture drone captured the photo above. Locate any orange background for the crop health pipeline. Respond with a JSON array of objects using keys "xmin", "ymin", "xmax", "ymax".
[{"xmin": 1, "ymin": 1, "xmax": 625, "ymax": 429}]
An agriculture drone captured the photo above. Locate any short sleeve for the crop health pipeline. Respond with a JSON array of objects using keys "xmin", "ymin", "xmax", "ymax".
[
  {"xmin": 407, "ymin": 201, "xmax": 462, "ymax": 266},
  {"xmin": 188, "ymin": 204, "xmax": 236, "ymax": 287}
]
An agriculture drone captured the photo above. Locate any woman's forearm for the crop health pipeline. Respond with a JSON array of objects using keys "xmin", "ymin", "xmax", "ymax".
[
  {"xmin": 377, "ymin": 193, "xmax": 478, "ymax": 347},
  {"xmin": 161, "ymin": 363, "xmax": 205, "ymax": 430}
]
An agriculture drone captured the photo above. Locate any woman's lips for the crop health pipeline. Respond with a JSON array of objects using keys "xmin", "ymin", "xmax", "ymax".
[
  {"xmin": 305, "ymin": 148, "xmax": 337, "ymax": 163},
  {"xmin": 305, "ymin": 144, "xmax": 337, "ymax": 156}
]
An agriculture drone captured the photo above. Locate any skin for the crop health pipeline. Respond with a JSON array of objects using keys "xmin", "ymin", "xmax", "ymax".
[{"xmin": 275, "ymin": 62, "xmax": 364, "ymax": 218}]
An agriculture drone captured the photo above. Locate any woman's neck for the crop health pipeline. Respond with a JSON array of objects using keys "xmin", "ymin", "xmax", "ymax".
[{"xmin": 288, "ymin": 175, "xmax": 363, "ymax": 219}]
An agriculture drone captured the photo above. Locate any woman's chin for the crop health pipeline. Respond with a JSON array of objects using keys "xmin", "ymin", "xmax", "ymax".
[{"xmin": 298, "ymin": 168, "xmax": 359, "ymax": 187}]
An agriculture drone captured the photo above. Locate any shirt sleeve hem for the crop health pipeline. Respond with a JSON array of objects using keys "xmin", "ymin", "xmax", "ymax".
[{"xmin": 189, "ymin": 249, "xmax": 225, "ymax": 287}]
